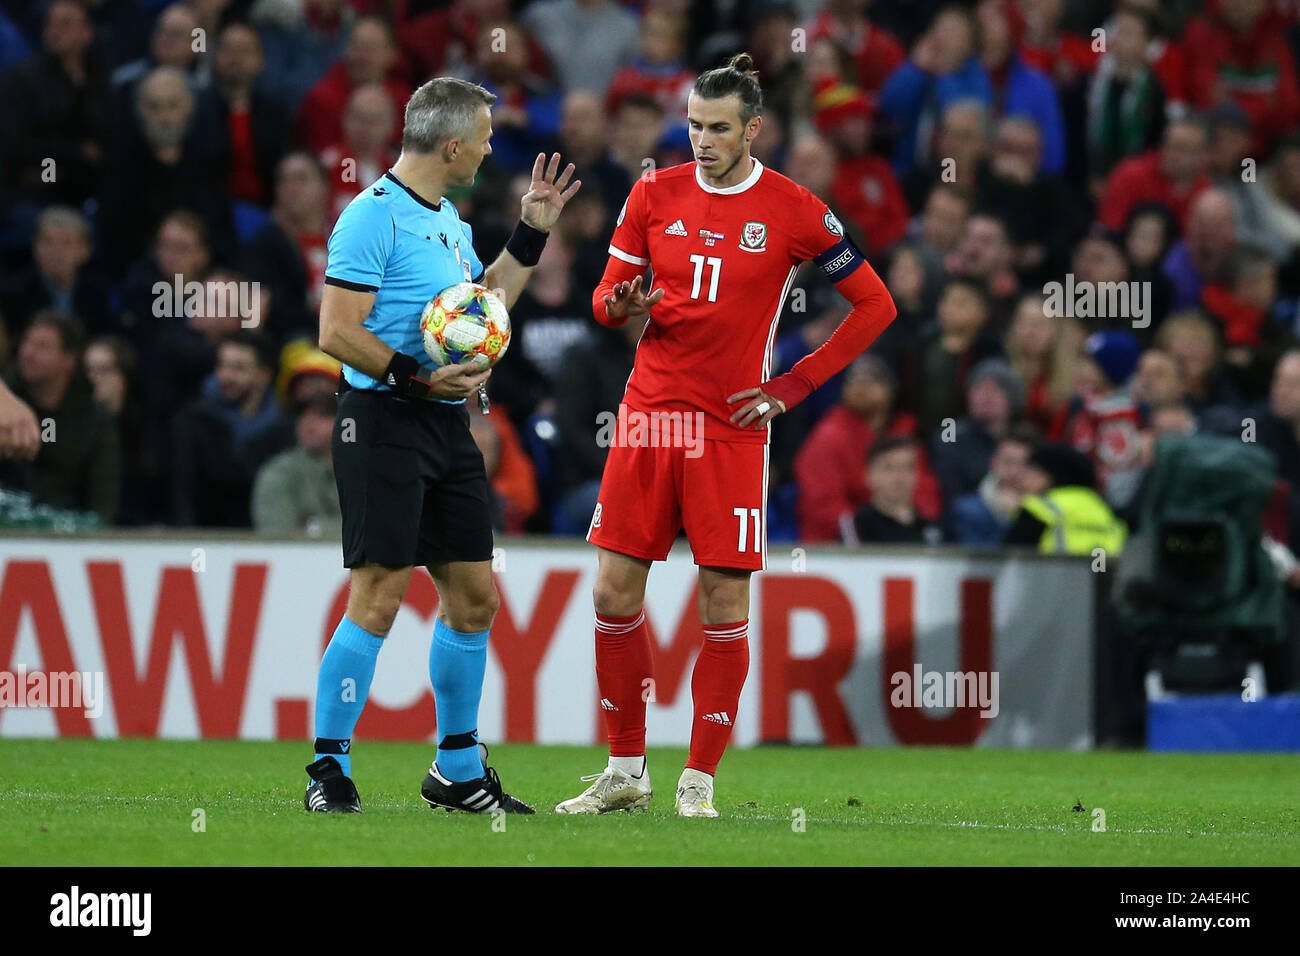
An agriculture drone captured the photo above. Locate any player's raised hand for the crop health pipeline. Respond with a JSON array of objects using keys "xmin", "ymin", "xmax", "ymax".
[
  {"xmin": 428, "ymin": 359, "xmax": 492, "ymax": 400},
  {"xmin": 520, "ymin": 152, "xmax": 581, "ymax": 233},
  {"xmin": 604, "ymin": 274, "xmax": 665, "ymax": 322},
  {"xmin": 727, "ymin": 387, "xmax": 786, "ymax": 430}
]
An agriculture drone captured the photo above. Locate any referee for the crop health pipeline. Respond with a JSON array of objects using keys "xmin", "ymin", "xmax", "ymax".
[{"xmin": 305, "ymin": 77, "xmax": 579, "ymax": 813}]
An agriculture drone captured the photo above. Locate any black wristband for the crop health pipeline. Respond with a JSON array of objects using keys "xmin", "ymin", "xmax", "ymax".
[
  {"xmin": 506, "ymin": 220, "xmax": 548, "ymax": 267},
  {"xmin": 383, "ymin": 351, "xmax": 432, "ymax": 398}
]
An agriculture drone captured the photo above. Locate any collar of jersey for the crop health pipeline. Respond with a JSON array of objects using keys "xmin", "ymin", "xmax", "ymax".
[
  {"xmin": 694, "ymin": 157, "xmax": 764, "ymax": 195},
  {"xmin": 384, "ymin": 170, "xmax": 443, "ymax": 211}
]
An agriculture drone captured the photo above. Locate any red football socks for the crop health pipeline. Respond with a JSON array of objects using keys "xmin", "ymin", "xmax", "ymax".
[
  {"xmin": 594, "ymin": 610, "xmax": 653, "ymax": 756},
  {"xmin": 687, "ymin": 620, "xmax": 750, "ymax": 775}
]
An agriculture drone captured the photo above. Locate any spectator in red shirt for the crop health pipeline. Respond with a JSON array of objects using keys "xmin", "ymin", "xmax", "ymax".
[
  {"xmin": 1019, "ymin": 0, "xmax": 1099, "ymax": 87},
  {"xmin": 813, "ymin": 76, "xmax": 909, "ymax": 257},
  {"xmin": 1065, "ymin": 330, "xmax": 1147, "ymax": 509},
  {"xmin": 1097, "ymin": 115, "xmax": 1211, "ymax": 232},
  {"xmin": 1004, "ymin": 292, "xmax": 1082, "ymax": 440},
  {"xmin": 295, "ymin": 16, "xmax": 410, "ymax": 154},
  {"xmin": 604, "ymin": 8, "xmax": 692, "ymax": 120},
  {"xmin": 319, "ymin": 83, "xmax": 396, "ymax": 222},
  {"xmin": 795, "ymin": 354, "xmax": 941, "ymax": 542},
  {"xmin": 213, "ymin": 22, "xmax": 291, "ymax": 207},
  {"xmin": 1182, "ymin": 0, "xmax": 1300, "ymax": 153},
  {"xmin": 804, "ymin": 0, "xmax": 906, "ymax": 98}
]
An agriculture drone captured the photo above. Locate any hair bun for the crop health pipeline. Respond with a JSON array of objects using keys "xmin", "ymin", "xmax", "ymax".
[{"xmin": 728, "ymin": 52, "xmax": 758, "ymax": 77}]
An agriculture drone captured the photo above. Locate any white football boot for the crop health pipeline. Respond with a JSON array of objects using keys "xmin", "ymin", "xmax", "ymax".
[
  {"xmin": 554, "ymin": 761, "xmax": 652, "ymax": 813},
  {"xmin": 674, "ymin": 768, "xmax": 719, "ymax": 818}
]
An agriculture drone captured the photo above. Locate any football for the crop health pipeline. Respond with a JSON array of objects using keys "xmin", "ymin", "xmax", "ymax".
[{"xmin": 420, "ymin": 282, "xmax": 512, "ymax": 369}]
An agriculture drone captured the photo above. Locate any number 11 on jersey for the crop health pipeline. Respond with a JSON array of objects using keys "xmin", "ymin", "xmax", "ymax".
[
  {"xmin": 690, "ymin": 254, "xmax": 721, "ymax": 302},
  {"xmin": 734, "ymin": 506, "xmax": 761, "ymax": 553}
]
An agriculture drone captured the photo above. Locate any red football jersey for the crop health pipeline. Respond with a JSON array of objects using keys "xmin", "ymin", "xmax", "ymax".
[{"xmin": 607, "ymin": 159, "xmax": 845, "ymax": 443}]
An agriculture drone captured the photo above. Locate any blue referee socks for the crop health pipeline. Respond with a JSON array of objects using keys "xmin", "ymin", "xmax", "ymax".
[
  {"xmin": 429, "ymin": 618, "xmax": 489, "ymax": 782},
  {"xmin": 313, "ymin": 616, "xmax": 384, "ymax": 778}
]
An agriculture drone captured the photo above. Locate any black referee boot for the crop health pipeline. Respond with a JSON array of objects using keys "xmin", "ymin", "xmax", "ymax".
[
  {"xmin": 420, "ymin": 744, "xmax": 535, "ymax": 814},
  {"xmin": 304, "ymin": 756, "xmax": 363, "ymax": 813}
]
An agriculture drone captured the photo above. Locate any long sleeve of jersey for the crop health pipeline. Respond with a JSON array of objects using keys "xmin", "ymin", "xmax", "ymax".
[
  {"xmin": 591, "ymin": 255, "xmax": 647, "ymax": 327},
  {"xmin": 762, "ymin": 250, "xmax": 897, "ymax": 412}
]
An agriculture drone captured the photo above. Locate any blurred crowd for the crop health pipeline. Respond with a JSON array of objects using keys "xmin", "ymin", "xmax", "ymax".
[{"xmin": 5, "ymin": 0, "xmax": 1300, "ymax": 565}]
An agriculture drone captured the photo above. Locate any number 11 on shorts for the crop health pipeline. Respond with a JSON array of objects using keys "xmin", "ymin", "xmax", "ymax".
[{"xmin": 734, "ymin": 507, "xmax": 762, "ymax": 553}]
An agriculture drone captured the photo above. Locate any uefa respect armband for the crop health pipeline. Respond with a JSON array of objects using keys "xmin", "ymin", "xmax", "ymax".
[{"xmin": 813, "ymin": 236, "xmax": 865, "ymax": 283}]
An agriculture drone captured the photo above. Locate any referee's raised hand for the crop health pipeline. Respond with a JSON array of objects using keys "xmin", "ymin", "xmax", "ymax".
[
  {"xmin": 428, "ymin": 360, "xmax": 492, "ymax": 400},
  {"xmin": 520, "ymin": 152, "xmax": 581, "ymax": 233}
]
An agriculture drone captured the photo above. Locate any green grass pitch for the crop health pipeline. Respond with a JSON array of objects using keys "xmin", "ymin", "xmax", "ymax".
[{"xmin": 2, "ymin": 739, "xmax": 1298, "ymax": 866}]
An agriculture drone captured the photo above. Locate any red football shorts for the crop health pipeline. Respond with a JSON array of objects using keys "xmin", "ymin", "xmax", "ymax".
[{"xmin": 588, "ymin": 438, "xmax": 769, "ymax": 571}]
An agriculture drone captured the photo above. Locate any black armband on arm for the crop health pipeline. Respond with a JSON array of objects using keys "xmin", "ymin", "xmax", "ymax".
[
  {"xmin": 384, "ymin": 351, "xmax": 433, "ymax": 399},
  {"xmin": 506, "ymin": 220, "xmax": 548, "ymax": 267},
  {"xmin": 813, "ymin": 236, "xmax": 866, "ymax": 283}
]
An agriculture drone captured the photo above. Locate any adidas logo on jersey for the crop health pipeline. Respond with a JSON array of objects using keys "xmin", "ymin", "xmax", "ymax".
[
  {"xmin": 600, "ymin": 698, "xmax": 619, "ymax": 711},
  {"xmin": 664, "ymin": 219, "xmax": 688, "ymax": 236},
  {"xmin": 702, "ymin": 712, "xmax": 732, "ymax": 726}
]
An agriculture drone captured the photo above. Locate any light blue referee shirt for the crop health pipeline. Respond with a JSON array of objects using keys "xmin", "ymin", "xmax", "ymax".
[{"xmin": 323, "ymin": 170, "xmax": 485, "ymax": 400}]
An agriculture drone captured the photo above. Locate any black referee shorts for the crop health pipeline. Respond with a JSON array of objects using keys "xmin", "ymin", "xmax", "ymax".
[{"xmin": 333, "ymin": 385, "xmax": 494, "ymax": 568}]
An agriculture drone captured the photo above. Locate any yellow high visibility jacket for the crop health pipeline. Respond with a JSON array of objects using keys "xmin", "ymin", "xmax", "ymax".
[{"xmin": 1019, "ymin": 486, "xmax": 1127, "ymax": 556}]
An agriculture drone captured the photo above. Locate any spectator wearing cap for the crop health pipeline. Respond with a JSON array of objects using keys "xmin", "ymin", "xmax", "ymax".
[
  {"xmin": 974, "ymin": 0, "xmax": 1066, "ymax": 175},
  {"xmin": 275, "ymin": 339, "xmax": 342, "ymax": 409},
  {"xmin": 1162, "ymin": 188, "xmax": 1238, "ymax": 312},
  {"xmin": 252, "ymin": 392, "xmax": 341, "ymax": 536},
  {"xmin": 1065, "ymin": 330, "xmax": 1147, "ymax": 510},
  {"xmin": 814, "ymin": 75, "xmax": 909, "ymax": 257},
  {"xmin": 170, "ymin": 331, "xmax": 293, "ymax": 527},
  {"xmin": 0, "ymin": 310, "xmax": 120, "ymax": 522},
  {"xmin": 1097, "ymin": 116, "xmax": 1211, "ymax": 235},
  {"xmin": 1183, "ymin": 0, "xmax": 1300, "ymax": 154},
  {"xmin": 1084, "ymin": 3, "xmax": 1164, "ymax": 187},
  {"xmin": 946, "ymin": 423, "xmax": 1038, "ymax": 546},
  {"xmin": 795, "ymin": 355, "xmax": 941, "ymax": 543},
  {"xmin": 929, "ymin": 355, "xmax": 1024, "ymax": 505},
  {"xmin": 848, "ymin": 435, "xmax": 940, "ymax": 545},
  {"xmin": 295, "ymin": 16, "xmax": 410, "ymax": 155},
  {"xmin": 1002, "ymin": 443, "xmax": 1126, "ymax": 555}
]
